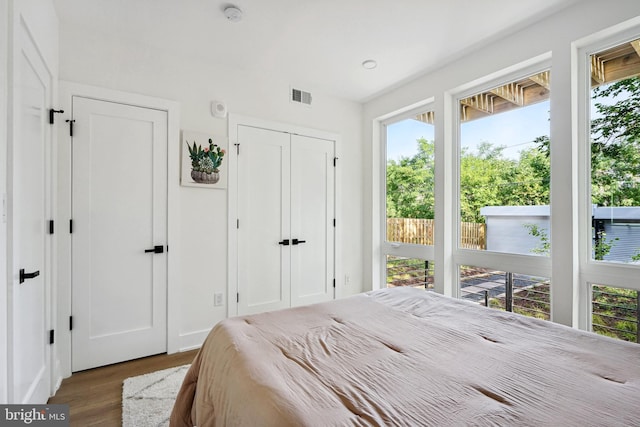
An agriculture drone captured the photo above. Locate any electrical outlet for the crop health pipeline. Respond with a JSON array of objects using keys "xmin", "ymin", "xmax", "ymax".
[{"xmin": 214, "ymin": 292, "xmax": 224, "ymax": 306}]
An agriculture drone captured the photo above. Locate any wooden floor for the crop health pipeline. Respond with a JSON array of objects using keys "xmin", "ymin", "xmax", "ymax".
[{"xmin": 48, "ymin": 350, "xmax": 198, "ymax": 426}]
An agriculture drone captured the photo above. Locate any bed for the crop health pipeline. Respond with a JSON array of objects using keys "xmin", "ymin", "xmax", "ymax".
[{"xmin": 170, "ymin": 287, "xmax": 640, "ymax": 426}]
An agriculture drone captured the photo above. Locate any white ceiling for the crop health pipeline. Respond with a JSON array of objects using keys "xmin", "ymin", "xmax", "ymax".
[{"xmin": 53, "ymin": 0, "xmax": 577, "ymax": 102}]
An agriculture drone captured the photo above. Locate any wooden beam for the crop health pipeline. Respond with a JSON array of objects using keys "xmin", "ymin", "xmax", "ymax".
[
  {"xmin": 415, "ymin": 111, "xmax": 434, "ymax": 124},
  {"xmin": 523, "ymin": 85, "xmax": 550, "ymax": 106},
  {"xmin": 460, "ymin": 104, "xmax": 492, "ymax": 122},
  {"xmin": 591, "ymin": 55, "xmax": 605, "ymax": 84},
  {"xmin": 459, "ymin": 73, "xmax": 553, "ymax": 122},
  {"xmin": 460, "ymin": 93, "xmax": 494, "ymax": 115},
  {"xmin": 529, "ymin": 71, "xmax": 550, "ymax": 90},
  {"xmin": 490, "ymin": 82, "xmax": 524, "ymax": 106},
  {"xmin": 602, "ymin": 52, "xmax": 640, "ymax": 84},
  {"xmin": 631, "ymin": 39, "xmax": 640, "ymax": 57}
]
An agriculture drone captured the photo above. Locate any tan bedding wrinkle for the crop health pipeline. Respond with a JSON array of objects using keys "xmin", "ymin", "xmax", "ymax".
[{"xmin": 170, "ymin": 287, "xmax": 640, "ymax": 427}]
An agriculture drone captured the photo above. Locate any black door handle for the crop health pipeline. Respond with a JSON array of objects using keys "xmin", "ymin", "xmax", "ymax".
[
  {"xmin": 144, "ymin": 245, "xmax": 164, "ymax": 254},
  {"xmin": 278, "ymin": 239, "xmax": 290, "ymax": 246},
  {"xmin": 19, "ymin": 269, "xmax": 40, "ymax": 284},
  {"xmin": 292, "ymin": 239, "xmax": 306, "ymax": 245}
]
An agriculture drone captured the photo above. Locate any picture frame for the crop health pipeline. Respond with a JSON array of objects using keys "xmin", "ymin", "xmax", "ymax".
[{"xmin": 181, "ymin": 130, "xmax": 228, "ymax": 189}]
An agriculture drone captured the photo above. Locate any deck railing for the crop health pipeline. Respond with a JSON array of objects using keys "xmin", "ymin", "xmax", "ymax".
[
  {"xmin": 592, "ymin": 285, "xmax": 639, "ymax": 343},
  {"xmin": 386, "ymin": 256, "xmax": 434, "ymax": 290},
  {"xmin": 458, "ymin": 268, "xmax": 551, "ymax": 320}
]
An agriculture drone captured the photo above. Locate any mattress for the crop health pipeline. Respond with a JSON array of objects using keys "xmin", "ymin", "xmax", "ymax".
[{"xmin": 170, "ymin": 287, "xmax": 640, "ymax": 426}]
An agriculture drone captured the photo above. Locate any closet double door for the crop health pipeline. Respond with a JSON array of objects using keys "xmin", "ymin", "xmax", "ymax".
[{"xmin": 237, "ymin": 125, "xmax": 335, "ymax": 315}]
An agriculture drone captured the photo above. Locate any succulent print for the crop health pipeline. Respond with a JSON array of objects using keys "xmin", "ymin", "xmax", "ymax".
[{"xmin": 187, "ymin": 138, "xmax": 225, "ymax": 173}]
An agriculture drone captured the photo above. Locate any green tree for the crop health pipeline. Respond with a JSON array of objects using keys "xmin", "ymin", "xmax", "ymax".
[
  {"xmin": 460, "ymin": 141, "xmax": 550, "ymax": 222},
  {"xmin": 386, "ymin": 138, "xmax": 435, "ymax": 219},
  {"xmin": 504, "ymin": 139, "xmax": 550, "ymax": 206},
  {"xmin": 460, "ymin": 142, "xmax": 516, "ymax": 222},
  {"xmin": 591, "ymin": 77, "xmax": 640, "ymax": 206},
  {"xmin": 387, "ymin": 138, "xmax": 552, "ymax": 223},
  {"xmin": 523, "ymin": 224, "xmax": 550, "ymax": 255}
]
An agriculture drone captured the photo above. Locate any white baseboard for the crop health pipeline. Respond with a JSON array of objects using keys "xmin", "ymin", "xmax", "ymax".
[
  {"xmin": 176, "ymin": 329, "xmax": 210, "ymax": 353},
  {"xmin": 52, "ymin": 358, "xmax": 63, "ymax": 397}
]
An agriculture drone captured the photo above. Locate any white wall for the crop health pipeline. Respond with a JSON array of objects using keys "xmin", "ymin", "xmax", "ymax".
[
  {"xmin": 362, "ymin": 0, "xmax": 640, "ymax": 326},
  {"xmin": 57, "ymin": 25, "xmax": 365, "ymax": 351}
]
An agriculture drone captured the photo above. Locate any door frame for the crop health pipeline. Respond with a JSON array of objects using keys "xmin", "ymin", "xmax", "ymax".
[
  {"xmin": 57, "ymin": 81, "xmax": 181, "ymax": 379},
  {"xmin": 227, "ymin": 114, "xmax": 342, "ymax": 316}
]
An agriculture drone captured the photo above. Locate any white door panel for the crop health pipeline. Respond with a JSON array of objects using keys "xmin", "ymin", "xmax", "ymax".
[
  {"xmin": 237, "ymin": 125, "xmax": 291, "ymax": 315},
  {"xmin": 72, "ymin": 97, "xmax": 167, "ymax": 371},
  {"xmin": 290, "ymin": 135, "xmax": 334, "ymax": 306},
  {"xmin": 12, "ymin": 21, "xmax": 51, "ymax": 404},
  {"xmin": 236, "ymin": 126, "xmax": 334, "ymax": 315}
]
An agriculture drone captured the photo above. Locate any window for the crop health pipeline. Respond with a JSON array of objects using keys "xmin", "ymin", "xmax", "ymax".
[
  {"xmin": 386, "ymin": 111, "xmax": 435, "ymax": 245},
  {"xmin": 578, "ymin": 31, "xmax": 640, "ymax": 335},
  {"xmin": 459, "ymin": 71, "xmax": 551, "ymax": 256},
  {"xmin": 589, "ymin": 40, "xmax": 640, "ymax": 264},
  {"xmin": 453, "ymin": 67, "xmax": 552, "ymax": 319},
  {"xmin": 381, "ymin": 107, "xmax": 435, "ymax": 290}
]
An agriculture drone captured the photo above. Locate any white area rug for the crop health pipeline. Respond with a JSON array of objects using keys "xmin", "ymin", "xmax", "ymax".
[{"xmin": 122, "ymin": 364, "xmax": 190, "ymax": 427}]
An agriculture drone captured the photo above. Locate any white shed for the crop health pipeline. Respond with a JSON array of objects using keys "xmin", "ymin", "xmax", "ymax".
[
  {"xmin": 481, "ymin": 206, "xmax": 550, "ymax": 256},
  {"xmin": 480, "ymin": 205, "xmax": 640, "ymax": 262}
]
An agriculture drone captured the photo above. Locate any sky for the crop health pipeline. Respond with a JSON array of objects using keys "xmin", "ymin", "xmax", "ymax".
[{"xmin": 387, "ymin": 100, "xmax": 551, "ymax": 161}]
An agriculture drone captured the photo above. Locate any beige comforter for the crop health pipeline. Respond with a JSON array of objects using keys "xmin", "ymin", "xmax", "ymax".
[{"xmin": 170, "ymin": 287, "xmax": 640, "ymax": 426}]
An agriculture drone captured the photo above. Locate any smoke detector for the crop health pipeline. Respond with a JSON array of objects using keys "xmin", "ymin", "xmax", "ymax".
[
  {"xmin": 362, "ymin": 59, "xmax": 377, "ymax": 70},
  {"xmin": 224, "ymin": 6, "xmax": 243, "ymax": 22}
]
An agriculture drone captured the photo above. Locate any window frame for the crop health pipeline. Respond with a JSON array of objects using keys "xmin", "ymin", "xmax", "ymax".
[
  {"xmin": 576, "ymin": 26, "xmax": 640, "ymax": 331},
  {"xmin": 380, "ymin": 102, "xmax": 436, "ymax": 287},
  {"xmin": 450, "ymin": 59, "xmax": 553, "ymax": 298}
]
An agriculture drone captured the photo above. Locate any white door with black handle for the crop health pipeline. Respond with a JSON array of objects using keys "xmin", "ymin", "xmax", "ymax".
[
  {"xmin": 236, "ymin": 125, "xmax": 334, "ymax": 316},
  {"xmin": 11, "ymin": 19, "xmax": 53, "ymax": 404},
  {"xmin": 71, "ymin": 97, "xmax": 168, "ymax": 372}
]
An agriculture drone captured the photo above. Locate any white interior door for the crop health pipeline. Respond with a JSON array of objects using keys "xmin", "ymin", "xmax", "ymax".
[
  {"xmin": 290, "ymin": 135, "xmax": 335, "ymax": 306},
  {"xmin": 237, "ymin": 125, "xmax": 291, "ymax": 315},
  {"xmin": 12, "ymin": 20, "xmax": 52, "ymax": 404},
  {"xmin": 236, "ymin": 125, "xmax": 335, "ymax": 315},
  {"xmin": 71, "ymin": 97, "xmax": 168, "ymax": 372}
]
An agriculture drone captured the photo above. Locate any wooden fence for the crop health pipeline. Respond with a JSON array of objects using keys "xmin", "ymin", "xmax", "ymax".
[{"xmin": 386, "ymin": 218, "xmax": 486, "ymax": 250}]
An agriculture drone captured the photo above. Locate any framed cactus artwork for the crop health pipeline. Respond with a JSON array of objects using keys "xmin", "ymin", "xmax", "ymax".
[{"xmin": 180, "ymin": 130, "xmax": 228, "ymax": 189}]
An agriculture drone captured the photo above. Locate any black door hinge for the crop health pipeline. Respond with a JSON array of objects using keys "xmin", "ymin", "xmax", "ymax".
[
  {"xmin": 333, "ymin": 278, "xmax": 336, "ymax": 288},
  {"xmin": 237, "ymin": 293, "xmax": 239, "ymax": 303},
  {"xmin": 49, "ymin": 109, "xmax": 64, "ymax": 124},
  {"xmin": 69, "ymin": 219, "xmax": 74, "ymax": 233},
  {"xmin": 333, "ymin": 157, "xmax": 338, "ymax": 167},
  {"xmin": 237, "ymin": 219, "xmax": 239, "ymax": 229},
  {"xmin": 69, "ymin": 316, "xmax": 73, "ymax": 331},
  {"xmin": 333, "ymin": 218, "xmax": 336, "ymax": 227},
  {"xmin": 49, "ymin": 329, "xmax": 54, "ymax": 345},
  {"xmin": 234, "ymin": 143, "xmax": 240, "ymax": 155},
  {"xmin": 49, "ymin": 220, "xmax": 54, "ymax": 235},
  {"xmin": 66, "ymin": 119, "xmax": 75, "ymax": 137}
]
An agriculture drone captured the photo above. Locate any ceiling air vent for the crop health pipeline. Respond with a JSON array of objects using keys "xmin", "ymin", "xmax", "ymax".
[{"xmin": 291, "ymin": 88, "xmax": 312, "ymax": 106}]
